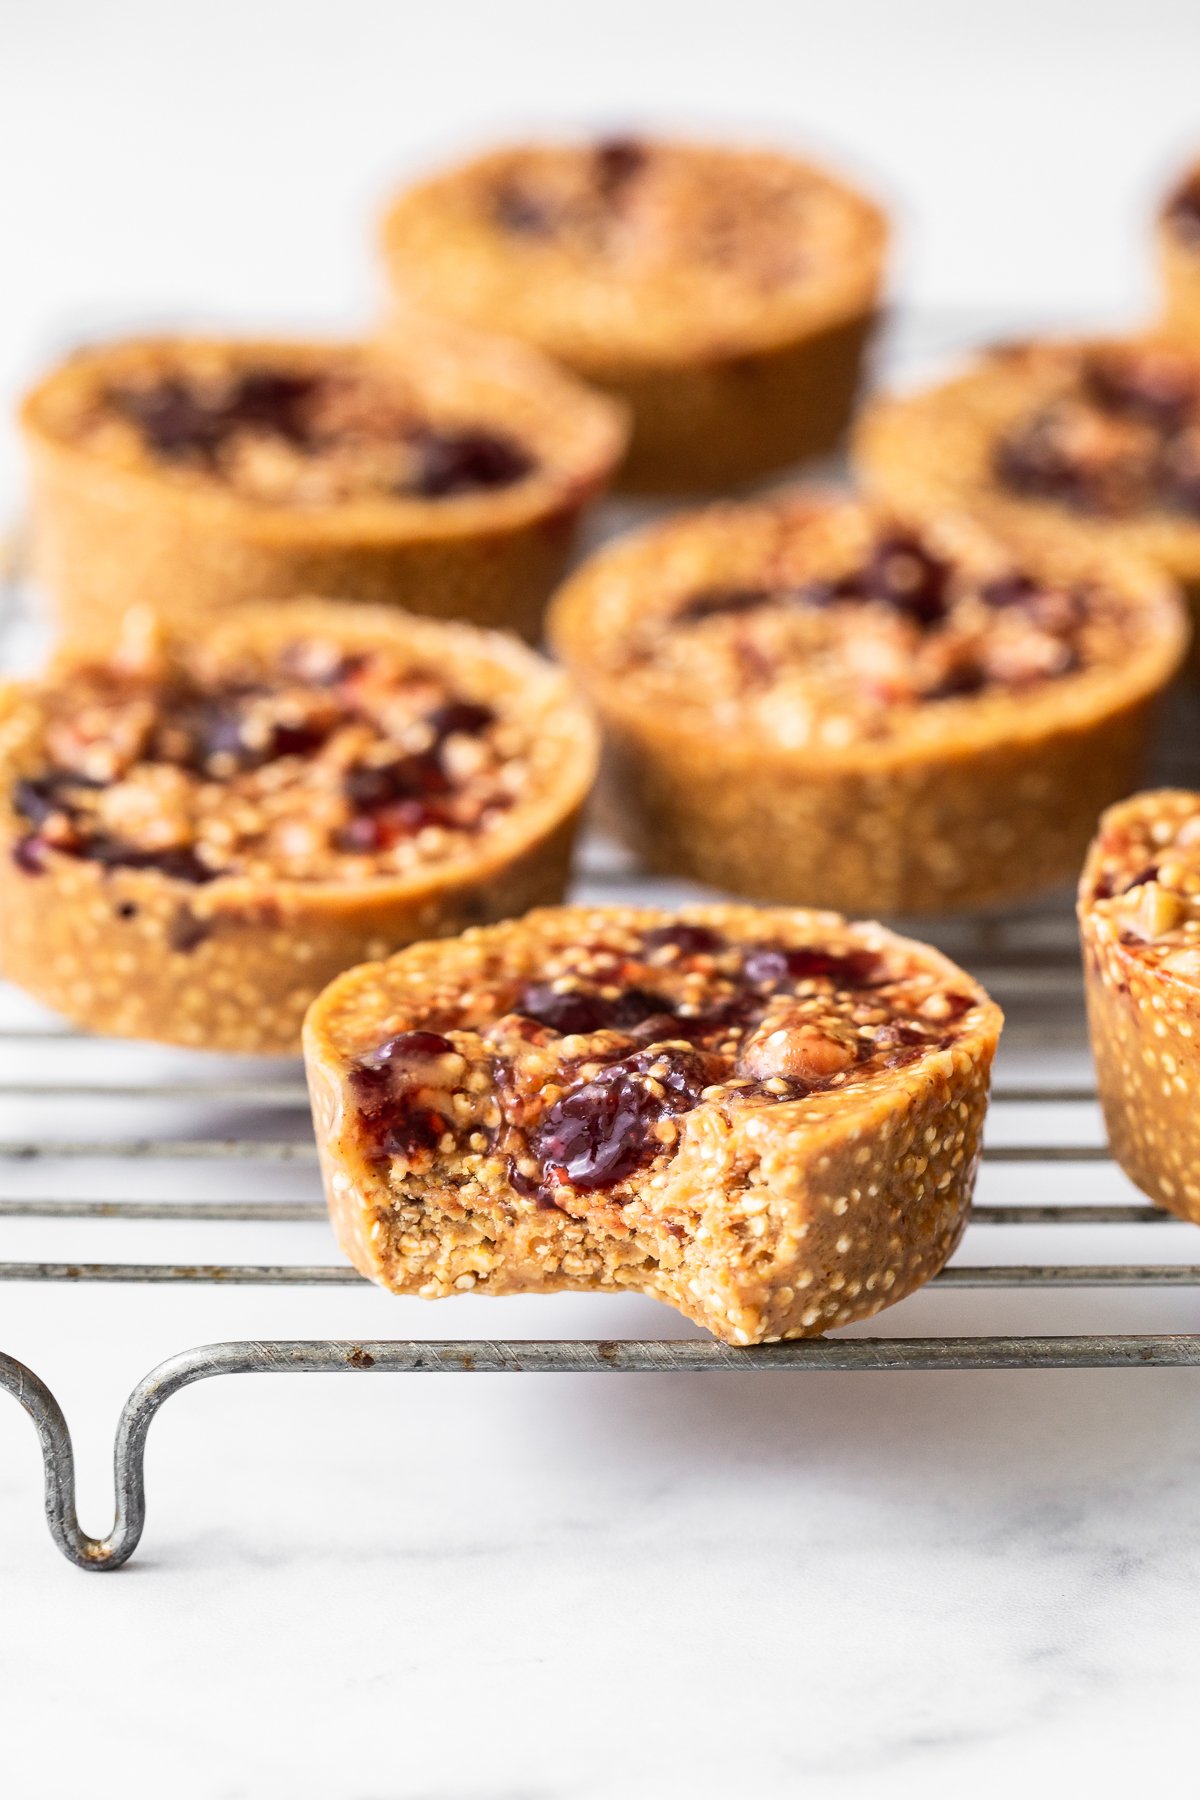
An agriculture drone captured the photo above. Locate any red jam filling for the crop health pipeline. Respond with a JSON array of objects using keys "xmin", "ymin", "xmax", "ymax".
[
  {"xmin": 106, "ymin": 366, "xmax": 535, "ymax": 498},
  {"xmin": 670, "ymin": 530, "xmax": 1091, "ymax": 701},
  {"xmin": 492, "ymin": 138, "xmax": 650, "ymax": 238},
  {"xmin": 9, "ymin": 654, "xmax": 501, "ymax": 882}
]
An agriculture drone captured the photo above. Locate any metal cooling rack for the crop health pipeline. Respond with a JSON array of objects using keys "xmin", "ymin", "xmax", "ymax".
[{"xmin": 4, "ymin": 307, "xmax": 1200, "ymax": 1573}]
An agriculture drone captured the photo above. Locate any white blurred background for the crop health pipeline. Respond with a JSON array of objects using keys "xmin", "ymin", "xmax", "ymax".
[{"xmin": 4, "ymin": 0, "xmax": 1200, "ymax": 502}]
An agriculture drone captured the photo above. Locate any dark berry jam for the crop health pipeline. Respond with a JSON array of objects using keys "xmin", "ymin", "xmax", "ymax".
[
  {"xmin": 515, "ymin": 983, "xmax": 617, "ymax": 1036},
  {"xmin": 351, "ymin": 1031, "xmax": 458, "ymax": 1164},
  {"xmin": 640, "ymin": 922, "xmax": 725, "ymax": 957},
  {"xmin": 110, "ymin": 367, "xmax": 536, "ymax": 501},
  {"xmin": 426, "ymin": 700, "xmax": 496, "ymax": 741},
  {"xmin": 337, "ymin": 750, "xmax": 460, "ymax": 851},
  {"xmin": 530, "ymin": 1047, "xmax": 714, "ymax": 1191},
  {"xmin": 343, "ymin": 753, "xmax": 451, "ymax": 812},
  {"xmin": 673, "ymin": 531, "xmax": 952, "ymax": 633},
  {"xmin": 14, "ymin": 775, "xmax": 79, "ymax": 827},
  {"xmin": 359, "ymin": 1030, "xmax": 456, "ymax": 1068},
  {"xmin": 741, "ymin": 944, "xmax": 881, "ymax": 987},
  {"xmin": 854, "ymin": 530, "xmax": 950, "ymax": 625},
  {"xmin": 171, "ymin": 689, "xmax": 334, "ymax": 775},
  {"xmin": 994, "ymin": 411, "xmax": 1101, "ymax": 510},
  {"xmin": 112, "ymin": 370, "xmax": 318, "ymax": 464},
  {"xmin": 10, "ymin": 756, "xmax": 224, "ymax": 882},
  {"xmin": 13, "ymin": 785, "xmax": 221, "ymax": 881},
  {"xmin": 409, "ymin": 427, "xmax": 534, "ymax": 498},
  {"xmin": 515, "ymin": 982, "xmax": 681, "ymax": 1039},
  {"xmin": 85, "ymin": 840, "xmax": 220, "ymax": 883},
  {"xmin": 677, "ymin": 587, "xmax": 773, "ymax": 624}
]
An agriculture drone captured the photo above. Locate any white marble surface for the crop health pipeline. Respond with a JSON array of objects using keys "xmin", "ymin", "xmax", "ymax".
[{"xmin": 5, "ymin": 4, "xmax": 1200, "ymax": 1796}]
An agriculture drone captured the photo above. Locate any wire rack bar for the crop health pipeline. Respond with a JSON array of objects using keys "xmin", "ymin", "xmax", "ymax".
[
  {"xmin": 0, "ymin": 1138, "xmax": 1111, "ymax": 1163},
  {"xmin": 0, "ymin": 1197, "xmax": 1167, "ymax": 1224},
  {"xmin": 3, "ymin": 1259, "xmax": 1197, "ymax": 1286},
  {"xmin": 0, "ymin": 1197, "xmax": 332, "ymax": 1221},
  {"xmin": 4, "ymin": 1333, "xmax": 1199, "ymax": 1571},
  {"xmin": 0, "ymin": 1079, "xmax": 312, "ymax": 1104},
  {"xmin": 0, "ymin": 1138, "xmax": 320, "ymax": 1161},
  {"xmin": 0, "ymin": 1079, "xmax": 1099, "ymax": 1104}
]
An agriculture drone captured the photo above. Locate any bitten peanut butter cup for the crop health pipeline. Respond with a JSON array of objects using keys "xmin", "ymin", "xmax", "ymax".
[
  {"xmin": 548, "ymin": 493, "xmax": 1185, "ymax": 916},
  {"xmin": 0, "ymin": 601, "xmax": 597, "ymax": 1053},
  {"xmin": 856, "ymin": 337, "xmax": 1200, "ymax": 656},
  {"xmin": 1080, "ymin": 790, "xmax": 1200, "ymax": 1220},
  {"xmin": 20, "ymin": 324, "xmax": 628, "ymax": 647},
  {"xmin": 380, "ymin": 137, "xmax": 886, "ymax": 493},
  {"xmin": 304, "ymin": 904, "xmax": 1002, "ymax": 1345}
]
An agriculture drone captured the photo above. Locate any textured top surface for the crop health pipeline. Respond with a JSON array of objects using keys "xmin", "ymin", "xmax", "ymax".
[
  {"xmin": 382, "ymin": 138, "xmax": 887, "ymax": 367},
  {"xmin": 21, "ymin": 328, "xmax": 629, "ymax": 533},
  {"xmin": 0, "ymin": 601, "xmax": 598, "ymax": 896},
  {"xmin": 550, "ymin": 491, "xmax": 1186, "ymax": 755},
  {"xmin": 858, "ymin": 337, "xmax": 1200, "ymax": 572}
]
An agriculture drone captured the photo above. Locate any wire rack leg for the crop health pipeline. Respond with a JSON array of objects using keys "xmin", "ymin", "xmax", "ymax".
[
  {"xmin": 0, "ymin": 1350, "xmax": 112, "ymax": 1567},
  {"xmin": 0, "ymin": 1340, "xmax": 394, "ymax": 1569}
]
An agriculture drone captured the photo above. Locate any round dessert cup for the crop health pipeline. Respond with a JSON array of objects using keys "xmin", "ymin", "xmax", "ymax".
[
  {"xmin": 379, "ymin": 138, "xmax": 887, "ymax": 494},
  {"xmin": 548, "ymin": 494, "xmax": 1187, "ymax": 917},
  {"xmin": 854, "ymin": 335, "xmax": 1200, "ymax": 660},
  {"xmin": 304, "ymin": 903, "xmax": 1002, "ymax": 1346},
  {"xmin": 20, "ymin": 323, "xmax": 628, "ymax": 649},
  {"xmin": 1080, "ymin": 789, "xmax": 1200, "ymax": 1221},
  {"xmin": 1158, "ymin": 162, "xmax": 1200, "ymax": 341},
  {"xmin": 0, "ymin": 601, "xmax": 598, "ymax": 1053}
]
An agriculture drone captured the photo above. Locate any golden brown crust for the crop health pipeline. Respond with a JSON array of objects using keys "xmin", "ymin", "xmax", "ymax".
[
  {"xmin": 1080, "ymin": 789, "xmax": 1200, "ymax": 1219},
  {"xmin": 20, "ymin": 325, "xmax": 629, "ymax": 648},
  {"xmin": 0, "ymin": 602, "xmax": 598, "ymax": 1053},
  {"xmin": 547, "ymin": 494, "xmax": 1186, "ymax": 915},
  {"xmin": 379, "ymin": 139, "xmax": 887, "ymax": 493},
  {"xmin": 304, "ymin": 904, "xmax": 1002, "ymax": 1345},
  {"xmin": 568, "ymin": 309, "xmax": 877, "ymax": 493}
]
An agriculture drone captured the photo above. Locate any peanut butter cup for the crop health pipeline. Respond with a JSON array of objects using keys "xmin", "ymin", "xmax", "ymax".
[
  {"xmin": 20, "ymin": 325, "xmax": 628, "ymax": 647},
  {"xmin": 1159, "ymin": 162, "xmax": 1200, "ymax": 343},
  {"xmin": 304, "ymin": 904, "xmax": 1001, "ymax": 1344},
  {"xmin": 1080, "ymin": 790, "xmax": 1200, "ymax": 1220},
  {"xmin": 856, "ymin": 337, "xmax": 1200, "ymax": 657},
  {"xmin": 548, "ymin": 494, "xmax": 1185, "ymax": 915},
  {"xmin": 380, "ymin": 138, "xmax": 886, "ymax": 492},
  {"xmin": 0, "ymin": 602, "xmax": 597, "ymax": 1052}
]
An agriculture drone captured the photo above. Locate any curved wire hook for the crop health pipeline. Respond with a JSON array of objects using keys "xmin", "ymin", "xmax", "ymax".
[
  {"xmin": 0, "ymin": 1345, "xmax": 183, "ymax": 1568},
  {"xmin": 0, "ymin": 1339, "xmax": 419, "ymax": 1569}
]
